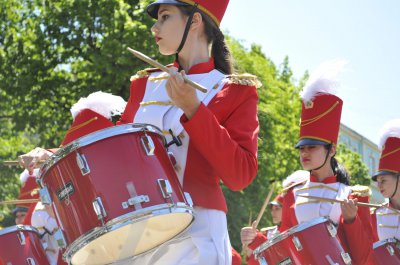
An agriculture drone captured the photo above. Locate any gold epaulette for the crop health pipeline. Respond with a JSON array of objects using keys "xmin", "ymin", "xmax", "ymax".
[
  {"xmin": 280, "ymin": 180, "xmax": 308, "ymax": 196},
  {"xmin": 350, "ymin": 185, "xmax": 371, "ymax": 197},
  {"xmin": 260, "ymin": 226, "xmax": 277, "ymax": 233},
  {"xmin": 226, "ymin": 73, "xmax": 262, "ymax": 88},
  {"xmin": 130, "ymin": 67, "xmax": 161, "ymax": 81}
]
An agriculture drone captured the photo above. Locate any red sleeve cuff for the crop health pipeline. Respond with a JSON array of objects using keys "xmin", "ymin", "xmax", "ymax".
[{"xmin": 248, "ymin": 232, "xmax": 268, "ymax": 250}]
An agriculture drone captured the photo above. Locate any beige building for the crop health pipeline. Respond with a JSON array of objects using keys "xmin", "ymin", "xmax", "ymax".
[{"xmin": 338, "ymin": 124, "xmax": 384, "ymax": 203}]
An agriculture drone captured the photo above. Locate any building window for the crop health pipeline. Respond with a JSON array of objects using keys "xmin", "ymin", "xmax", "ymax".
[{"xmin": 369, "ymin": 156, "xmax": 376, "ymax": 176}]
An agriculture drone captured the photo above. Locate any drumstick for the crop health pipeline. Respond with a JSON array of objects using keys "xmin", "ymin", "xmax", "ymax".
[
  {"xmin": 253, "ymin": 182, "xmax": 276, "ymax": 229},
  {"xmin": 297, "ymin": 194, "xmax": 383, "ymax": 208},
  {"xmin": 0, "ymin": 199, "xmax": 40, "ymax": 205},
  {"xmin": 241, "ymin": 183, "xmax": 276, "ymax": 255},
  {"xmin": 127, "ymin": 47, "xmax": 208, "ymax": 93},
  {"xmin": 382, "ymin": 204, "xmax": 400, "ymax": 214},
  {"xmin": 3, "ymin": 160, "xmax": 46, "ymax": 167}
]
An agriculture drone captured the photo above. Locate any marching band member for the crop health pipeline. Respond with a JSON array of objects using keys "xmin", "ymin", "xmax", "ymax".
[
  {"xmin": 116, "ymin": 0, "xmax": 260, "ymax": 264},
  {"xmin": 240, "ymin": 170, "xmax": 309, "ymax": 265},
  {"xmin": 241, "ymin": 194, "xmax": 283, "ymax": 265},
  {"xmin": 371, "ymin": 119, "xmax": 400, "ymax": 242},
  {"xmin": 13, "ymin": 169, "xmax": 40, "ymax": 225},
  {"xmin": 280, "ymin": 60, "xmax": 375, "ymax": 265}
]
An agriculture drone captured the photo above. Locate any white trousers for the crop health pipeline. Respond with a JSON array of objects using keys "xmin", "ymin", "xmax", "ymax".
[{"xmin": 115, "ymin": 207, "xmax": 232, "ymax": 265}]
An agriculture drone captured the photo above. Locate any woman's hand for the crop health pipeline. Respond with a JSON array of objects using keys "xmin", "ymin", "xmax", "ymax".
[
  {"xmin": 341, "ymin": 198, "xmax": 358, "ymax": 223},
  {"xmin": 166, "ymin": 68, "xmax": 201, "ymax": 119},
  {"xmin": 240, "ymin": 222, "xmax": 258, "ymax": 246},
  {"xmin": 18, "ymin": 147, "xmax": 53, "ymax": 174}
]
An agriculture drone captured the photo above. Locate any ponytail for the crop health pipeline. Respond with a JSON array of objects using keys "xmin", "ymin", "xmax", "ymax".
[
  {"xmin": 210, "ymin": 27, "xmax": 233, "ymax": 75},
  {"xmin": 331, "ymin": 157, "xmax": 350, "ymax": 185}
]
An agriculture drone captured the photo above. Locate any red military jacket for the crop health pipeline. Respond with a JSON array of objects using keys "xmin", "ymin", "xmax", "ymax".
[
  {"xmin": 118, "ymin": 58, "xmax": 259, "ymax": 213},
  {"xmin": 280, "ymin": 175, "xmax": 376, "ymax": 265}
]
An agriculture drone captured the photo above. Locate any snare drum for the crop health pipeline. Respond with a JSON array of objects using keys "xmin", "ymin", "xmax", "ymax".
[
  {"xmin": 254, "ymin": 217, "xmax": 352, "ymax": 265},
  {"xmin": 0, "ymin": 225, "xmax": 49, "ymax": 265},
  {"xmin": 373, "ymin": 238, "xmax": 400, "ymax": 265},
  {"xmin": 39, "ymin": 124, "xmax": 194, "ymax": 265}
]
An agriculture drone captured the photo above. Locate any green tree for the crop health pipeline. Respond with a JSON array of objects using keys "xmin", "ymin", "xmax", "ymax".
[{"xmin": 336, "ymin": 143, "xmax": 371, "ymax": 186}]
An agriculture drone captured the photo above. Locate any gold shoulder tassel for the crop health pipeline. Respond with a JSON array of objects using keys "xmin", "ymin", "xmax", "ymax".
[
  {"xmin": 351, "ymin": 185, "xmax": 371, "ymax": 197},
  {"xmin": 227, "ymin": 73, "xmax": 262, "ymax": 88}
]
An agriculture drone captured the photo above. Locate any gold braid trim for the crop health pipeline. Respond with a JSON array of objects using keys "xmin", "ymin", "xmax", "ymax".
[
  {"xmin": 381, "ymin": 147, "xmax": 400, "ymax": 159},
  {"xmin": 140, "ymin": 101, "xmax": 174, "ymax": 107},
  {"xmin": 226, "ymin": 74, "xmax": 262, "ymax": 88},
  {"xmin": 350, "ymin": 185, "xmax": 371, "ymax": 197},
  {"xmin": 149, "ymin": 76, "xmax": 169, "ymax": 82},
  {"xmin": 130, "ymin": 69, "xmax": 152, "ymax": 81},
  {"xmin": 178, "ymin": 0, "xmax": 221, "ymax": 26},
  {"xmin": 301, "ymin": 101, "xmax": 340, "ymax": 127},
  {"xmin": 66, "ymin": 117, "xmax": 98, "ymax": 135}
]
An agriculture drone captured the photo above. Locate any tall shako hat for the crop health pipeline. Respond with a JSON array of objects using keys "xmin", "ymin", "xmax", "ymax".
[
  {"xmin": 61, "ymin": 91, "xmax": 126, "ymax": 146},
  {"xmin": 146, "ymin": 0, "xmax": 229, "ymax": 26},
  {"xmin": 13, "ymin": 169, "xmax": 40, "ymax": 215},
  {"xmin": 146, "ymin": 0, "xmax": 229, "ymax": 57},
  {"xmin": 372, "ymin": 119, "xmax": 400, "ymax": 181},
  {"xmin": 295, "ymin": 60, "xmax": 347, "ymax": 148},
  {"xmin": 269, "ymin": 194, "xmax": 284, "ymax": 207}
]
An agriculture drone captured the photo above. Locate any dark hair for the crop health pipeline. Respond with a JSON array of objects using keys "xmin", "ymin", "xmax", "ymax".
[
  {"xmin": 324, "ymin": 145, "xmax": 350, "ymax": 185},
  {"xmin": 178, "ymin": 6, "xmax": 233, "ymax": 74}
]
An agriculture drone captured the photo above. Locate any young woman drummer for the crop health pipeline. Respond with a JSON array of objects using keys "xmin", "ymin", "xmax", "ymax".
[
  {"xmin": 116, "ymin": 1, "xmax": 259, "ymax": 263},
  {"xmin": 371, "ymin": 119, "xmax": 400, "ymax": 242},
  {"xmin": 18, "ymin": 1, "xmax": 259, "ymax": 263},
  {"xmin": 279, "ymin": 61, "xmax": 375, "ymax": 265}
]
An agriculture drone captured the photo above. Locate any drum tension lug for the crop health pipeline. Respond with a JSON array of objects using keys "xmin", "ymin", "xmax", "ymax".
[
  {"xmin": 326, "ymin": 222, "xmax": 337, "ymax": 237},
  {"xmin": 341, "ymin": 252, "xmax": 352, "ymax": 265},
  {"xmin": 76, "ymin": 153, "xmax": 90, "ymax": 175},
  {"xmin": 158, "ymin": 179, "xmax": 173, "ymax": 199},
  {"xmin": 17, "ymin": 230, "xmax": 26, "ymax": 245},
  {"xmin": 26, "ymin": 258, "xmax": 36, "ymax": 265},
  {"xmin": 141, "ymin": 133, "xmax": 156, "ymax": 156},
  {"xmin": 386, "ymin": 244, "xmax": 395, "ymax": 256},
  {"xmin": 93, "ymin": 197, "xmax": 107, "ymax": 223},
  {"xmin": 122, "ymin": 195, "xmax": 150, "ymax": 209},
  {"xmin": 292, "ymin": 236, "xmax": 303, "ymax": 251}
]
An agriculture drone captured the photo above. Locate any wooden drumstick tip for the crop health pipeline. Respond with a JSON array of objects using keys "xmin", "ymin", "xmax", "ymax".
[{"xmin": 127, "ymin": 47, "xmax": 208, "ymax": 93}]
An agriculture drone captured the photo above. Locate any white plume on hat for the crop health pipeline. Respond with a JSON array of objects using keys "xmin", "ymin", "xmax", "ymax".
[
  {"xmin": 378, "ymin": 119, "xmax": 400, "ymax": 149},
  {"xmin": 282, "ymin": 170, "xmax": 310, "ymax": 188},
  {"xmin": 300, "ymin": 59, "xmax": 348, "ymax": 102},
  {"xmin": 70, "ymin": 91, "xmax": 127, "ymax": 120},
  {"xmin": 20, "ymin": 168, "xmax": 40, "ymax": 184}
]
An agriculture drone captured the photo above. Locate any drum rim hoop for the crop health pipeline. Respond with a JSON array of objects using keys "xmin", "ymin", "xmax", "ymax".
[
  {"xmin": 63, "ymin": 204, "xmax": 194, "ymax": 263},
  {"xmin": 373, "ymin": 238, "xmax": 398, "ymax": 249},
  {"xmin": 0, "ymin": 224, "xmax": 40, "ymax": 236},
  {"xmin": 39, "ymin": 123, "xmax": 165, "ymax": 183},
  {"xmin": 254, "ymin": 216, "xmax": 331, "ymax": 258}
]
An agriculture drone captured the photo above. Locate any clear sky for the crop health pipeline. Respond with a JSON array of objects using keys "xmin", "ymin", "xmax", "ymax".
[{"xmin": 221, "ymin": 0, "xmax": 400, "ymax": 146}]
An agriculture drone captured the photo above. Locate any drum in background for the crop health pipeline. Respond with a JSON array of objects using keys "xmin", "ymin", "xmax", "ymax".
[
  {"xmin": 39, "ymin": 124, "xmax": 194, "ymax": 265},
  {"xmin": 0, "ymin": 225, "xmax": 49, "ymax": 265},
  {"xmin": 254, "ymin": 217, "xmax": 352, "ymax": 265},
  {"xmin": 373, "ymin": 238, "xmax": 400, "ymax": 265}
]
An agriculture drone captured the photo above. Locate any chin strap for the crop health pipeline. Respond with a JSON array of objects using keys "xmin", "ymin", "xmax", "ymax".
[
  {"xmin": 390, "ymin": 174, "xmax": 400, "ymax": 199},
  {"xmin": 175, "ymin": 4, "xmax": 199, "ymax": 69},
  {"xmin": 311, "ymin": 144, "xmax": 333, "ymax": 172}
]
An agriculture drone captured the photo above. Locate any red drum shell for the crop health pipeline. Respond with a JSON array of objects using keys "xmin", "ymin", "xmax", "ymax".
[
  {"xmin": 39, "ymin": 124, "xmax": 194, "ymax": 265},
  {"xmin": 373, "ymin": 238, "xmax": 400, "ymax": 265},
  {"xmin": 254, "ymin": 217, "xmax": 351, "ymax": 265},
  {"xmin": 0, "ymin": 225, "xmax": 49, "ymax": 265}
]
